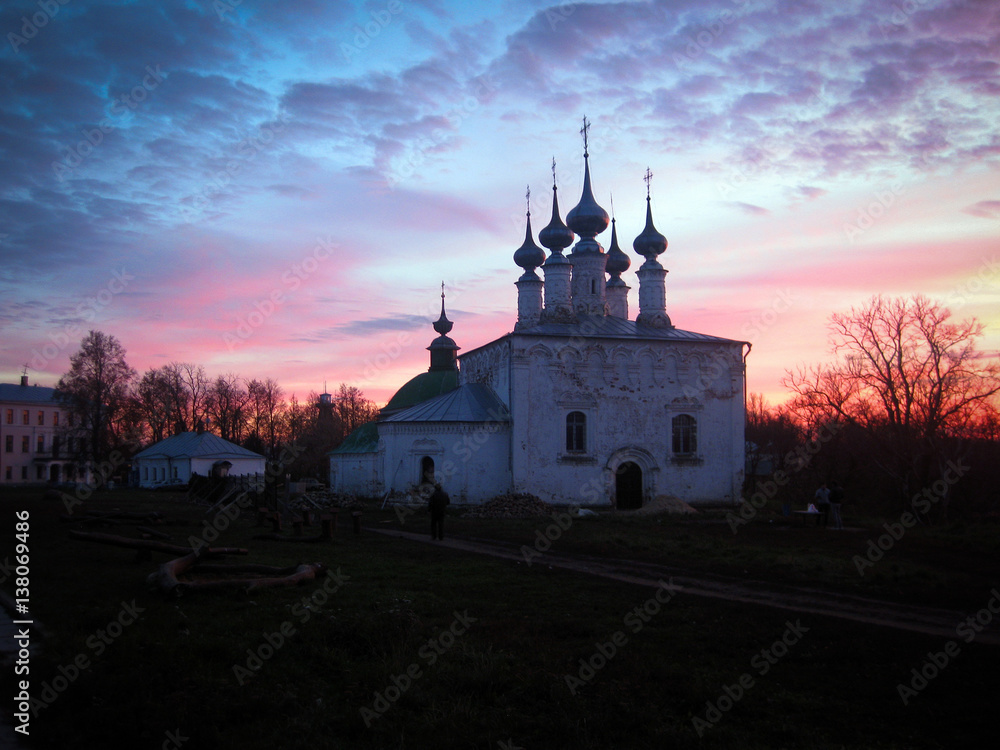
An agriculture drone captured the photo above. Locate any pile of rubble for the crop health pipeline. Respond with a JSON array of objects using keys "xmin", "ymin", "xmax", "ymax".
[
  {"xmin": 461, "ymin": 492, "xmax": 554, "ymax": 519},
  {"xmin": 293, "ymin": 489, "xmax": 366, "ymax": 511}
]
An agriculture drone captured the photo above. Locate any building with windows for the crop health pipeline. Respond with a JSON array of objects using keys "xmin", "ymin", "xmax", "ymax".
[
  {"xmin": 0, "ymin": 374, "xmax": 78, "ymax": 484},
  {"xmin": 131, "ymin": 430, "xmax": 266, "ymax": 488},
  {"xmin": 330, "ymin": 137, "xmax": 749, "ymax": 508}
]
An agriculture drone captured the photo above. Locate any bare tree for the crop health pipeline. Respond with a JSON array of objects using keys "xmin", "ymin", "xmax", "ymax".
[
  {"xmin": 205, "ymin": 374, "xmax": 249, "ymax": 442},
  {"xmin": 785, "ymin": 295, "xmax": 1000, "ymax": 512},
  {"xmin": 180, "ymin": 363, "xmax": 209, "ymax": 429},
  {"xmin": 56, "ymin": 330, "xmax": 137, "ymax": 485}
]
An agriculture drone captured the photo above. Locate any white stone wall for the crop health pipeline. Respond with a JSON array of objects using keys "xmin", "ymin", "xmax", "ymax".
[{"xmin": 507, "ymin": 334, "xmax": 744, "ymax": 506}]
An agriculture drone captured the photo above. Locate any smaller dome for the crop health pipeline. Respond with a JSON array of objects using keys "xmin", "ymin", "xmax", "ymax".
[
  {"xmin": 433, "ymin": 295, "xmax": 453, "ymax": 335},
  {"xmin": 632, "ymin": 196, "xmax": 667, "ymax": 260},
  {"xmin": 538, "ymin": 184, "xmax": 574, "ymax": 253},
  {"xmin": 605, "ymin": 218, "xmax": 631, "ymax": 276},
  {"xmin": 513, "ymin": 211, "xmax": 546, "ymax": 271}
]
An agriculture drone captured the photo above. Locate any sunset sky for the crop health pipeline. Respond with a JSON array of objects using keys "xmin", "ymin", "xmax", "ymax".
[{"xmin": 1, "ymin": 0, "xmax": 998, "ymax": 408}]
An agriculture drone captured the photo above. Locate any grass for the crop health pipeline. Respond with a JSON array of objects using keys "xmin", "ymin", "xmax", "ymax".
[{"xmin": 2, "ymin": 487, "xmax": 998, "ymax": 749}]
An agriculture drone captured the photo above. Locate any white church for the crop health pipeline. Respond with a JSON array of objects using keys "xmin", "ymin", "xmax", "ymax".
[{"xmin": 330, "ymin": 131, "xmax": 749, "ymax": 508}]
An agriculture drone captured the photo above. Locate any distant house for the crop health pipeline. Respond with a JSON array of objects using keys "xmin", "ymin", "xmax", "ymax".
[
  {"xmin": 131, "ymin": 431, "xmax": 265, "ymax": 488},
  {"xmin": 0, "ymin": 374, "xmax": 79, "ymax": 484}
]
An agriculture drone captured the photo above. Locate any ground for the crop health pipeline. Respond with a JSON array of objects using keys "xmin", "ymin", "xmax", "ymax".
[{"xmin": 1, "ymin": 487, "xmax": 998, "ymax": 749}]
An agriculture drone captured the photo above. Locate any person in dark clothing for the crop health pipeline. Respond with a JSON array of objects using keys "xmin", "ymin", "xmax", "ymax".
[
  {"xmin": 428, "ymin": 482, "xmax": 450, "ymax": 540},
  {"xmin": 829, "ymin": 481, "xmax": 845, "ymax": 530}
]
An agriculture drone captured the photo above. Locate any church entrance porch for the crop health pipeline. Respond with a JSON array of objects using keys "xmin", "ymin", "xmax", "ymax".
[{"xmin": 615, "ymin": 461, "xmax": 642, "ymax": 510}]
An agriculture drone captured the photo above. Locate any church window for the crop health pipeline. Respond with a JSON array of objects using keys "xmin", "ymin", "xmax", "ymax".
[
  {"xmin": 672, "ymin": 414, "xmax": 697, "ymax": 455},
  {"xmin": 566, "ymin": 411, "xmax": 586, "ymax": 452}
]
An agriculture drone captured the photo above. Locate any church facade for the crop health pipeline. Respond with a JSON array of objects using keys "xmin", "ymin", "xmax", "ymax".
[{"xmin": 330, "ymin": 135, "xmax": 749, "ymax": 508}]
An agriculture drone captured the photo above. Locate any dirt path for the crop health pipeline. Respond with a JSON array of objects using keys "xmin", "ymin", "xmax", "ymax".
[{"xmin": 368, "ymin": 527, "xmax": 1000, "ymax": 646}]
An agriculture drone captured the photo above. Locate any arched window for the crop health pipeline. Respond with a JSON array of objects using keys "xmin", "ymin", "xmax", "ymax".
[
  {"xmin": 566, "ymin": 411, "xmax": 586, "ymax": 452},
  {"xmin": 672, "ymin": 414, "xmax": 697, "ymax": 455}
]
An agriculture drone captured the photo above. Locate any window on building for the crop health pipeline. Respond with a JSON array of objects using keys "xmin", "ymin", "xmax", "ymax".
[
  {"xmin": 53, "ymin": 412, "xmax": 59, "ymax": 427},
  {"xmin": 144, "ymin": 467, "xmax": 148, "ymax": 480},
  {"xmin": 52, "ymin": 436, "xmax": 60, "ymax": 458},
  {"xmin": 5, "ymin": 435, "xmax": 12, "ymax": 453},
  {"xmin": 172, "ymin": 466, "xmax": 178, "ymax": 479},
  {"xmin": 566, "ymin": 411, "xmax": 586, "ymax": 452},
  {"xmin": 672, "ymin": 414, "xmax": 697, "ymax": 455},
  {"xmin": 5, "ymin": 466, "xmax": 11, "ymax": 480},
  {"xmin": 38, "ymin": 411, "xmax": 44, "ymax": 425},
  {"xmin": 21, "ymin": 466, "xmax": 27, "ymax": 480},
  {"xmin": 37, "ymin": 435, "xmax": 44, "ymax": 453},
  {"xmin": 36, "ymin": 465, "xmax": 43, "ymax": 480},
  {"xmin": 21, "ymin": 436, "xmax": 29, "ymax": 453},
  {"xmin": 5, "ymin": 409, "xmax": 12, "ymax": 424},
  {"xmin": 22, "ymin": 410, "xmax": 29, "ymax": 425}
]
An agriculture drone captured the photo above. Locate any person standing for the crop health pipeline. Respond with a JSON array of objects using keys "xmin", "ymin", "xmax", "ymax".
[
  {"xmin": 814, "ymin": 482, "xmax": 831, "ymax": 527},
  {"xmin": 829, "ymin": 481, "xmax": 845, "ymax": 530},
  {"xmin": 428, "ymin": 482, "xmax": 450, "ymax": 540}
]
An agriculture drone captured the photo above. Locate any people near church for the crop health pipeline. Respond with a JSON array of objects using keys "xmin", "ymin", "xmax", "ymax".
[
  {"xmin": 813, "ymin": 482, "xmax": 831, "ymax": 526},
  {"xmin": 828, "ymin": 481, "xmax": 844, "ymax": 530},
  {"xmin": 428, "ymin": 482, "xmax": 451, "ymax": 540}
]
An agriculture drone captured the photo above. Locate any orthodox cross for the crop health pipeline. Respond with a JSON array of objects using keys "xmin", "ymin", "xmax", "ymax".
[
  {"xmin": 551, "ymin": 156, "xmax": 557, "ymax": 187},
  {"xmin": 580, "ymin": 116, "xmax": 590, "ymax": 156},
  {"xmin": 441, "ymin": 280, "xmax": 446, "ymax": 301},
  {"xmin": 525, "ymin": 184, "xmax": 531, "ymax": 215},
  {"xmin": 644, "ymin": 166, "xmax": 654, "ymax": 198}
]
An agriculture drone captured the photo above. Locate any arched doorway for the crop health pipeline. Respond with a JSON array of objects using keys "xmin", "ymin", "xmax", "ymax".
[
  {"xmin": 616, "ymin": 461, "xmax": 642, "ymax": 510},
  {"xmin": 420, "ymin": 456, "xmax": 435, "ymax": 484}
]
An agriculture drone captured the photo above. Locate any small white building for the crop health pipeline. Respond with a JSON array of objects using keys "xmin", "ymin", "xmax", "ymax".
[
  {"xmin": 131, "ymin": 431, "xmax": 265, "ymax": 488},
  {"xmin": 331, "ymin": 135, "xmax": 748, "ymax": 507}
]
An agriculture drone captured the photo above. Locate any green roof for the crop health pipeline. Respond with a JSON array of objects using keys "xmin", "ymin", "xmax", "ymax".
[
  {"xmin": 381, "ymin": 368, "xmax": 459, "ymax": 417},
  {"xmin": 330, "ymin": 421, "xmax": 380, "ymax": 454}
]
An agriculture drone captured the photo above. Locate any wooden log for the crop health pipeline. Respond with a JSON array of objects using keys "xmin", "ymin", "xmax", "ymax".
[
  {"xmin": 147, "ymin": 557, "xmax": 325, "ymax": 596},
  {"xmin": 135, "ymin": 525, "xmax": 172, "ymax": 541},
  {"xmin": 69, "ymin": 530, "xmax": 247, "ymax": 557}
]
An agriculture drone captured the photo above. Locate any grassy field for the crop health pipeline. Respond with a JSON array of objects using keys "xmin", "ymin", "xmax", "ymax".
[{"xmin": 2, "ymin": 487, "xmax": 998, "ymax": 749}]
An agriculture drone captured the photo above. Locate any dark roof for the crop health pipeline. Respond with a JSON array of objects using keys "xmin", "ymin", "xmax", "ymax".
[
  {"xmin": 513, "ymin": 314, "xmax": 746, "ymax": 344},
  {"xmin": 461, "ymin": 314, "xmax": 747, "ymax": 360},
  {"xmin": 381, "ymin": 368, "xmax": 459, "ymax": 417},
  {"xmin": 0, "ymin": 382, "xmax": 59, "ymax": 405},
  {"xmin": 384, "ymin": 383, "xmax": 510, "ymax": 423},
  {"xmin": 133, "ymin": 432, "xmax": 264, "ymax": 460},
  {"xmin": 329, "ymin": 421, "xmax": 380, "ymax": 454}
]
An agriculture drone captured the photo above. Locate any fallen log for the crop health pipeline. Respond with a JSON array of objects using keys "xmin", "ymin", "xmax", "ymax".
[
  {"xmin": 69, "ymin": 530, "xmax": 247, "ymax": 557},
  {"xmin": 147, "ymin": 555, "xmax": 325, "ymax": 596},
  {"xmin": 135, "ymin": 525, "xmax": 173, "ymax": 540}
]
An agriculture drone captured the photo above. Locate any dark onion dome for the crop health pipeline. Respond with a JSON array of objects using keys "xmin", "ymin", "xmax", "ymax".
[
  {"xmin": 513, "ymin": 210, "xmax": 546, "ymax": 272},
  {"xmin": 566, "ymin": 153, "xmax": 610, "ymax": 240},
  {"xmin": 632, "ymin": 195, "xmax": 667, "ymax": 260},
  {"xmin": 605, "ymin": 217, "xmax": 631, "ymax": 276},
  {"xmin": 538, "ymin": 183, "xmax": 574, "ymax": 252},
  {"xmin": 432, "ymin": 293, "xmax": 453, "ymax": 335}
]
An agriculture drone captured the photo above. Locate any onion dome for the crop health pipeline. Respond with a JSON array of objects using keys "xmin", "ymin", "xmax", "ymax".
[
  {"xmin": 428, "ymin": 285, "xmax": 459, "ymax": 371},
  {"xmin": 605, "ymin": 217, "xmax": 631, "ymax": 277},
  {"xmin": 513, "ymin": 208, "xmax": 546, "ymax": 274},
  {"xmin": 566, "ymin": 151, "xmax": 610, "ymax": 241},
  {"xmin": 539, "ymin": 164, "xmax": 575, "ymax": 253},
  {"xmin": 632, "ymin": 194, "xmax": 667, "ymax": 261}
]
